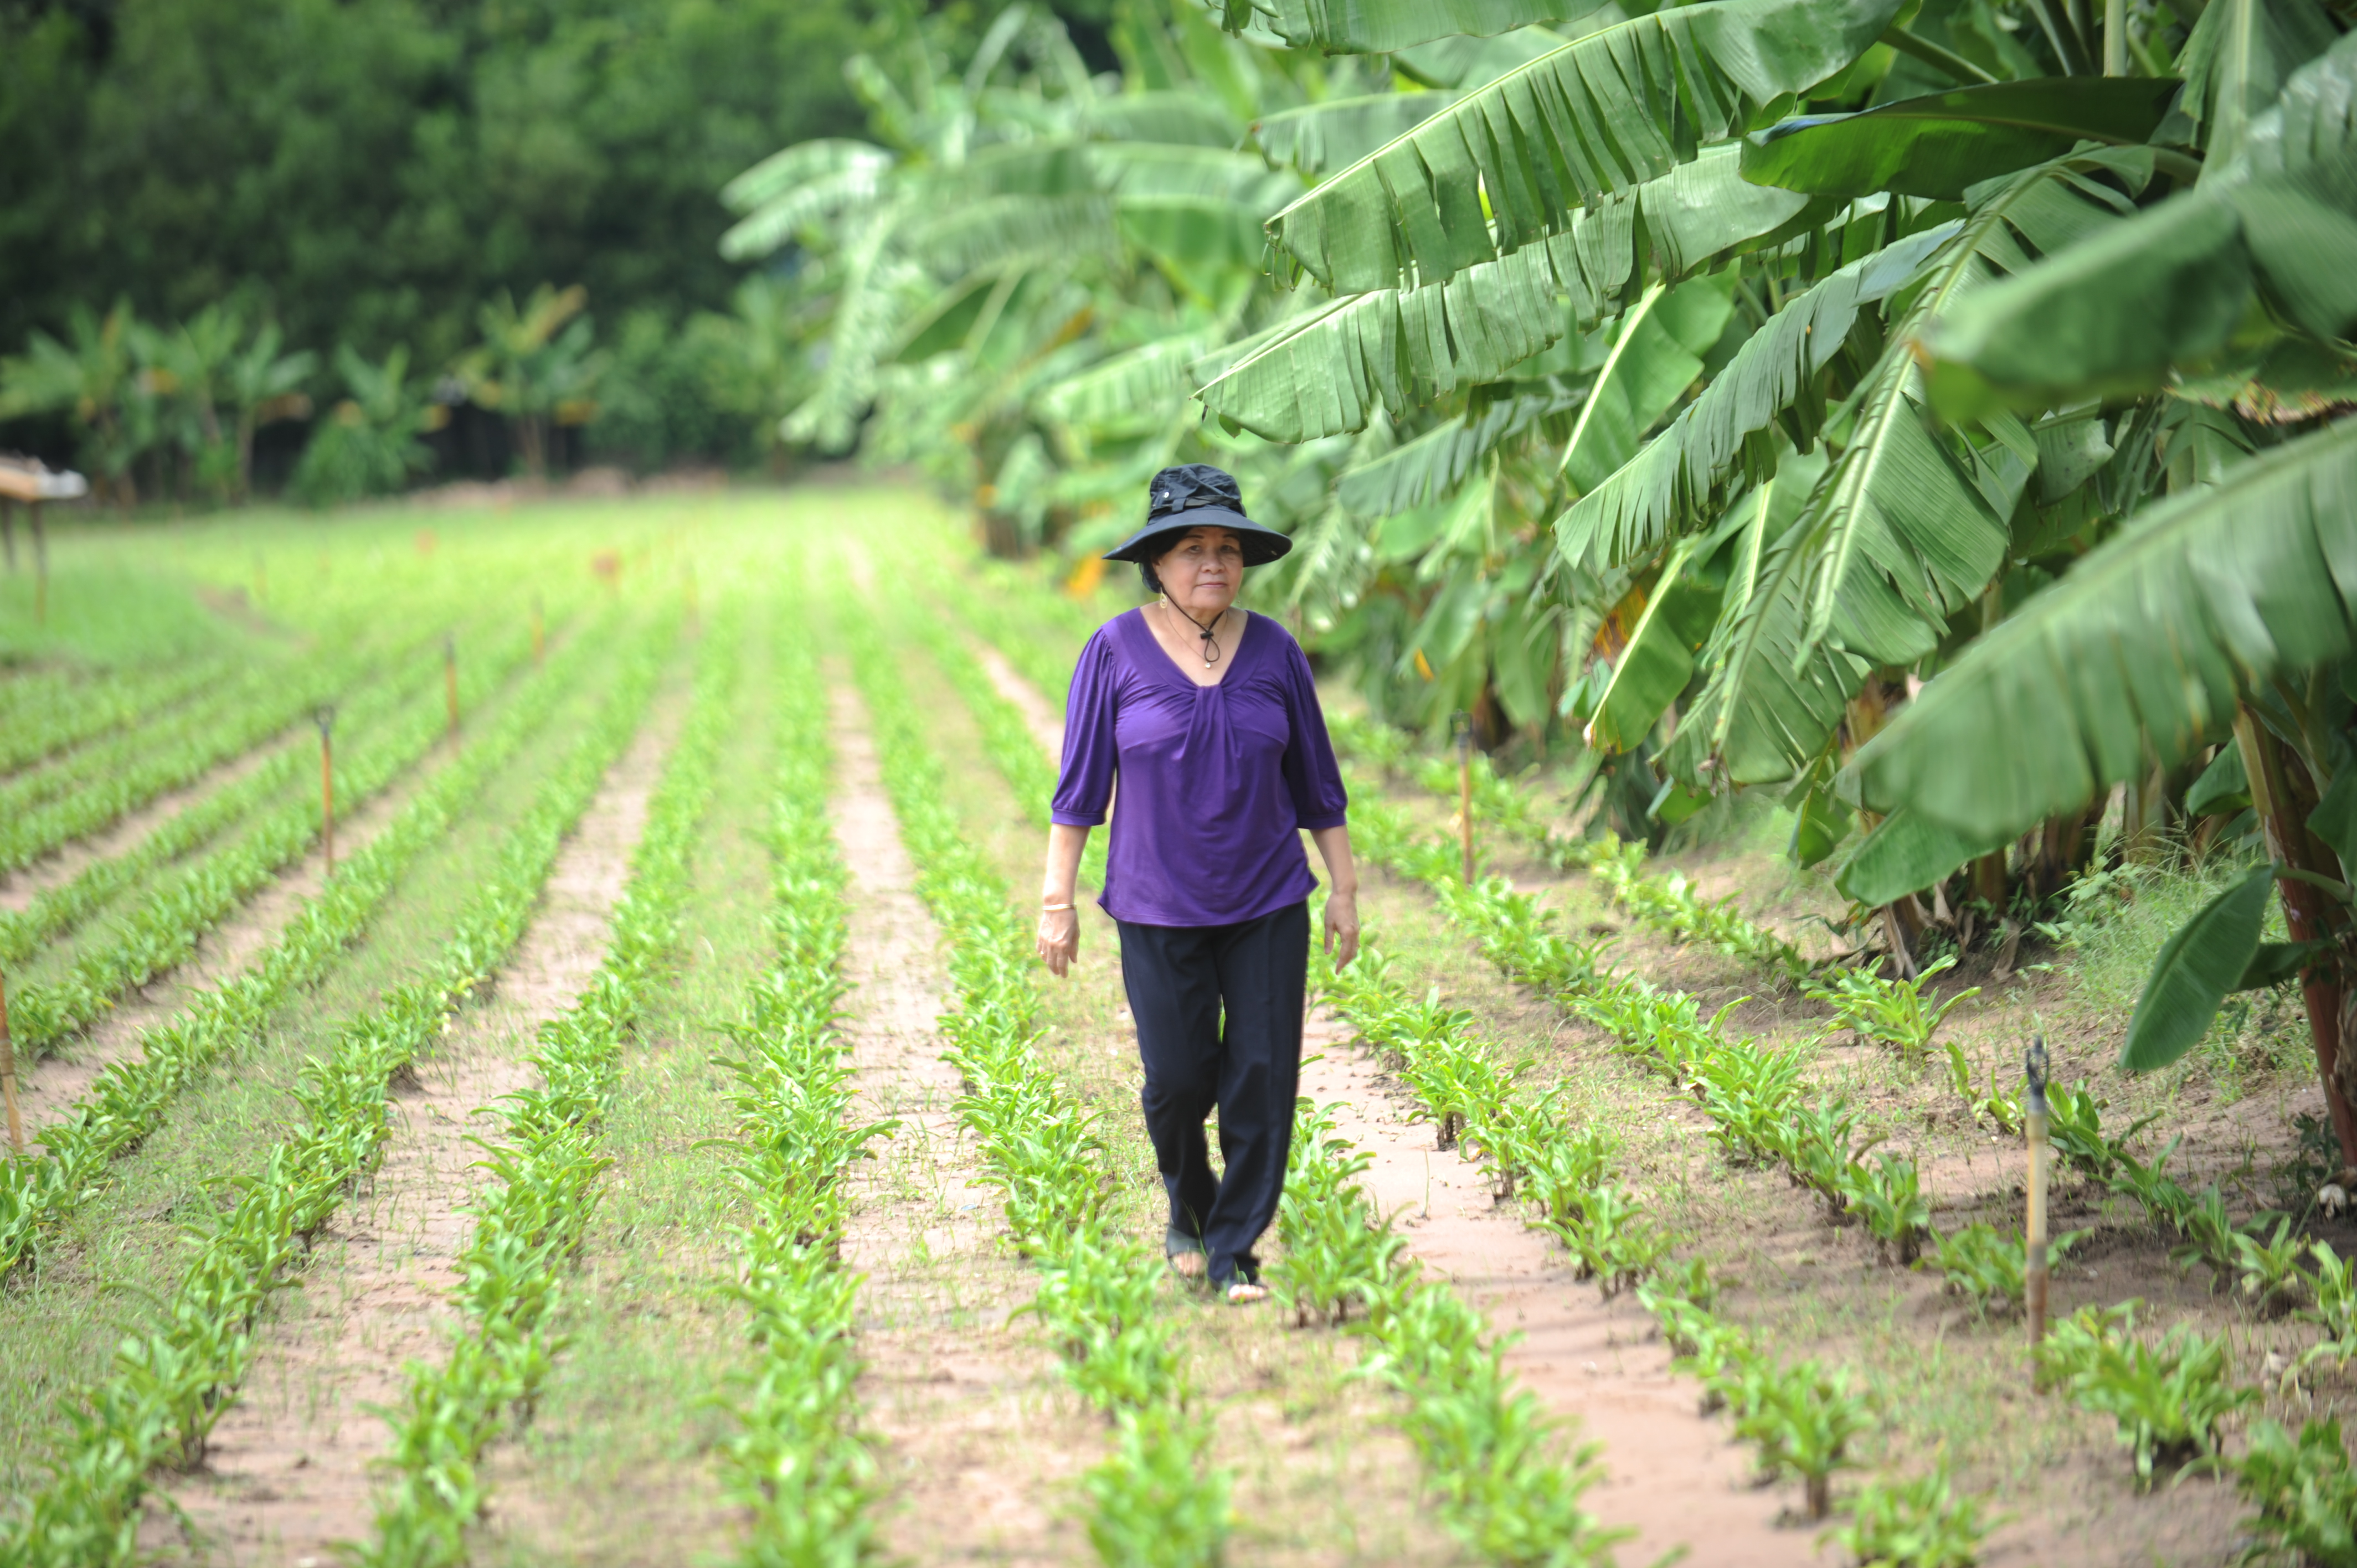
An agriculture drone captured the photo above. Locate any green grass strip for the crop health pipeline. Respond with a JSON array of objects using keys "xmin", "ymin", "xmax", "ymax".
[
  {"xmin": 0, "ymin": 615, "xmax": 616, "ymax": 1277},
  {"xmin": 0, "ymin": 620, "xmax": 670, "ymax": 1568},
  {"xmin": 358, "ymin": 614, "xmax": 737, "ymax": 1568},
  {"xmin": 845, "ymin": 603, "xmax": 1231, "ymax": 1568},
  {"xmin": 707, "ymin": 617, "xmax": 892, "ymax": 1566},
  {"xmin": 0, "ymin": 658, "xmax": 232, "ymax": 775}
]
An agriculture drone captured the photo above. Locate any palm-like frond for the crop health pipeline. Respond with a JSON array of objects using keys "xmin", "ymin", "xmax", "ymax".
[
  {"xmin": 1664, "ymin": 453, "xmax": 1874, "ymax": 785},
  {"xmin": 1196, "ymin": 145, "xmax": 1814, "ymax": 441},
  {"xmin": 1843, "ymin": 416, "xmax": 2357, "ymax": 841},
  {"xmin": 1037, "ymin": 332, "xmax": 1219, "ymax": 427},
  {"xmin": 1336, "ymin": 380, "xmax": 1579, "ymax": 514},
  {"xmin": 1219, "ymin": 0, "xmax": 1585, "ymax": 52},
  {"xmin": 905, "ymin": 193, "xmax": 1121, "ymax": 272},
  {"xmin": 1778, "ymin": 149, "xmax": 2158, "ymax": 676},
  {"xmin": 1249, "ymin": 92, "xmax": 1458, "ymax": 177},
  {"xmin": 1557, "ymin": 222, "xmax": 1956, "ymax": 573},
  {"xmin": 717, "ymin": 141, "xmax": 897, "ymax": 261},
  {"xmin": 1080, "ymin": 93, "xmax": 1243, "ymax": 148},
  {"xmin": 1262, "ymin": 0, "xmax": 1902, "ymax": 291}
]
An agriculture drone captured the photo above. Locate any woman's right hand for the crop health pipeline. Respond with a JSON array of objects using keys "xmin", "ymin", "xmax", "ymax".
[{"xmin": 1037, "ymin": 906, "xmax": 1080, "ymax": 977}]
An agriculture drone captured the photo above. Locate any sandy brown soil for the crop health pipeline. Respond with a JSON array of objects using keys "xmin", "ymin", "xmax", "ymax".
[
  {"xmin": 973, "ymin": 636, "xmax": 1064, "ymax": 756},
  {"xmin": 827, "ymin": 675, "xmax": 1104, "ymax": 1566},
  {"xmin": 142, "ymin": 697, "xmax": 681, "ymax": 1567},
  {"xmin": 0, "ymin": 730, "xmax": 300, "ymax": 912},
  {"xmin": 1296, "ymin": 1013, "xmax": 1821, "ymax": 1565}
]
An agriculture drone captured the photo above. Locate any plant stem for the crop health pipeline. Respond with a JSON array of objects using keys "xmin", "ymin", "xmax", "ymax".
[
  {"xmin": 1878, "ymin": 25, "xmax": 1999, "ymax": 84},
  {"xmin": 2236, "ymin": 702, "xmax": 2357, "ymax": 1171}
]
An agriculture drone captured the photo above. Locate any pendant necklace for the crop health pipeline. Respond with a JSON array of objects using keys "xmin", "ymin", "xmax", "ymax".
[{"xmin": 1166, "ymin": 599, "xmax": 1222, "ymax": 667}]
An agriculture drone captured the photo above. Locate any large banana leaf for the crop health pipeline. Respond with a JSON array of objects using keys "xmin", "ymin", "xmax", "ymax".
[
  {"xmin": 2119, "ymin": 862, "xmax": 2276, "ymax": 1072},
  {"xmin": 1082, "ymin": 93, "xmax": 1243, "ymax": 148},
  {"xmin": 1740, "ymin": 78, "xmax": 2182, "ymax": 200},
  {"xmin": 1562, "ymin": 277, "xmax": 1737, "ymax": 494},
  {"xmin": 2176, "ymin": 0, "xmax": 2339, "ymax": 167},
  {"xmin": 1197, "ymin": 146, "xmax": 1813, "ymax": 441},
  {"xmin": 1557, "ymin": 222, "xmax": 1955, "ymax": 572},
  {"xmin": 1780, "ymin": 149, "xmax": 2158, "ymax": 669},
  {"xmin": 1832, "ymin": 807, "xmax": 2004, "ymax": 904},
  {"xmin": 1221, "ymin": 0, "xmax": 1589, "ymax": 52},
  {"xmin": 1587, "ymin": 529, "xmax": 1737, "ymax": 750},
  {"xmin": 1262, "ymin": 0, "xmax": 1903, "ymax": 291},
  {"xmin": 1250, "ymin": 93, "xmax": 1458, "ymax": 177},
  {"xmin": 1664, "ymin": 451, "xmax": 1874, "ymax": 785},
  {"xmin": 1038, "ymin": 332, "xmax": 1220, "ymax": 427},
  {"xmin": 1843, "ymin": 416, "xmax": 2357, "ymax": 842},
  {"xmin": 717, "ymin": 140, "xmax": 897, "ymax": 261},
  {"xmin": 1393, "ymin": 23, "xmax": 1579, "ymax": 86},
  {"xmin": 1925, "ymin": 35, "xmax": 2357, "ymax": 405},
  {"xmin": 1336, "ymin": 380, "xmax": 1581, "ymax": 513}
]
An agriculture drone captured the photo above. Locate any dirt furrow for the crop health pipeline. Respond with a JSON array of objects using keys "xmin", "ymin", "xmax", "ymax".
[
  {"xmin": 827, "ymin": 677, "xmax": 1100, "ymax": 1567},
  {"xmin": 0, "ymin": 731, "xmax": 301, "ymax": 912},
  {"xmin": 14, "ymin": 741, "xmax": 438, "ymax": 1137},
  {"xmin": 145, "ymin": 700, "xmax": 683, "ymax": 1567},
  {"xmin": 971, "ymin": 636, "xmax": 1065, "ymax": 757}
]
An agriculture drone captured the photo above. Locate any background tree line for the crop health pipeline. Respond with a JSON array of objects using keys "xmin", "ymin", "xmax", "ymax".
[{"xmin": 0, "ymin": 0, "xmax": 1121, "ymax": 482}]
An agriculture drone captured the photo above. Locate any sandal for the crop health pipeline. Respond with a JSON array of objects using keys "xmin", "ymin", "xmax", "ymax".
[
  {"xmin": 1166, "ymin": 1235, "xmax": 1209, "ymax": 1282},
  {"xmin": 1223, "ymin": 1279, "xmax": 1270, "ymax": 1306}
]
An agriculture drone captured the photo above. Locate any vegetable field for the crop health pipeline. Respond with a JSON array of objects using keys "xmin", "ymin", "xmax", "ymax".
[{"xmin": 0, "ymin": 487, "xmax": 2351, "ymax": 1568}]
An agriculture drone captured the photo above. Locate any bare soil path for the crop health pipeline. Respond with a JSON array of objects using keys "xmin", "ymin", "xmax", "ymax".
[
  {"xmin": 827, "ymin": 675, "xmax": 1102, "ymax": 1566},
  {"xmin": 977, "ymin": 645, "xmax": 1820, "ymax": 1566},
  {"xmin": 144, "ymin": 697, "xmax": 683, "ymax": 1567}
]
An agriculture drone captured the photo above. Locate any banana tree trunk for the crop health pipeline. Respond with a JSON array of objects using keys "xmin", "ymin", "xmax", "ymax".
[{"xmin": 2235, "ymin": 703, "xmax": 2357, "ymax": 1171}]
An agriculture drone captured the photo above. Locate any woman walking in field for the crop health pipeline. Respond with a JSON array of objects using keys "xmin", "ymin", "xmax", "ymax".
[{"xmin": 1035, "ymin": 463, "xmax": 1360, "ymax": 1305}]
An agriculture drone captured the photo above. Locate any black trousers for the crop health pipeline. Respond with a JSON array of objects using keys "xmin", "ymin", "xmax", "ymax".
[{"xmin": 1115, "ymin": 900, "xmax": 1308, "ymax": 1285}]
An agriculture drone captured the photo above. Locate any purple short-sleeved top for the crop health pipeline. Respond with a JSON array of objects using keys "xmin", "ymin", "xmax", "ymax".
[{"xmin": 1052, "ymin": 608, "xmax": 1349, "ymax": 929}]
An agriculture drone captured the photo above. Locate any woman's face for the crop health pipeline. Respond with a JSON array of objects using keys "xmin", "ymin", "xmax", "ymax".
[{"xmin": 1154, "ymin": 527, "xmax": 1244, "ymax": 618}]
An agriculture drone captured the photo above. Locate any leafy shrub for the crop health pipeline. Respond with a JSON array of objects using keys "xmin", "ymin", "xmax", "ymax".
[
  {"xmin": 1804, "ymin": 955, "xmax": 1979, "ymax": 1060},
  {"xmin": 1824, "ymin": 1467, "xmax": 1991, "ymax": 1568},
  {"xmin": 2037, "ymin": 1303, "xmax": 2257, "ymax": 1486},
  {"xmin": 2233, "ymin": 1418, "xmax": 2357, "ymax": 1568},
  {"xmin": 1922, "ymin": 1224, "xmax": 2082, "ymax": 1317}
]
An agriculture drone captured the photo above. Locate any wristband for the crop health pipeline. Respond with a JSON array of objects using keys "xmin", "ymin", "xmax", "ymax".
[{"xmin": 1041, "ymin": 902, "xmax": 1074, "ymax": 912}]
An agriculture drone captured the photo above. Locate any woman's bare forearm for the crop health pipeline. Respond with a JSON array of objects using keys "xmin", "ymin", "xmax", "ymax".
[
  {"xmin": 1309, "ymin": 825, "xmax": 1358, "ymax": 895},
  {"xmin": 1043, "ymin": 822, "xmax": 1091, "ymax": 906}
]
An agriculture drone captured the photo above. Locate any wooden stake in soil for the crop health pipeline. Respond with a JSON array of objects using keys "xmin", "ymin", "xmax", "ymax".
[
  {"xmin": 1, "ymin": 497, "xmax": 14, "ymax": 571},
  {"xmin": 531, "ymin": 594, "xmax": 545, "ymax": 667},
  {"xmin": 1454, "ymin": 711, "xmax": 1475, "ymax": 885},
  {"xmin": 317, "ymin": 706, "xmax": 336, "ymax": 877},
  {"xmin": 444, "ymin": 635, "xmax": 460, "ymax": 739},
  {"xmin": 0, "ymin": 973, "xmax": 22, "ymax": 1155},
  {"xmin": 31, "ymin": 502, "xmax": 46, "ymax": 626},
  {"xmin": 2025, "ymin": 1034, "xmax": 2051, "ymax": 1353}
]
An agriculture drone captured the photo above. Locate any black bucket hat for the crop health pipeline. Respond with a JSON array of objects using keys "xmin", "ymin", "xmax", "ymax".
[{"xmin": 1102, "ymin": 464, "xmax": 1293, "ymax": 567}]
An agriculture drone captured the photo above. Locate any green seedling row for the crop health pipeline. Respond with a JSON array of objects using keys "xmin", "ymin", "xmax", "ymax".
[
  {"xmin": 1331, "ymin": 792, "xmax": 1936, "ymax": 1544},
  {"xmin": 0, "ymin": 605, "xmax": 574, "ymax": 972},
  {"xmin": 845, "ymin": 606, "xmax": 1232, "ymax": 1568},
  {"xmin": 902, "ymin": 612, "xmax": 1108, "ymax": 889},
  {"xmin": 0, "ymin": 658, "xmax": 234, "ymax": 776},
  {"xmin": 1270, "ymin": 1092, "xmax": 1624, "ymax": 1567},
  {"xmin": 0, "ymin": 615, "xmax": 614, "ymax": 1277},
  {"xmin": 709, "ymin": 622, "xmax": 892, "ymax": 1565},
  {"xmin": 0, "ymin": 613, "xmax": 463, "ymax": 875},
  {"xmin": 4, "ymin": 625, "xmax": 538, "ymax": 1058},
  {"xmin": 0, "ymin": 623, "xmax": 669, "ymax": 1568},
  {"xmin": 359, "ymin": 615, "xmax": 730, "ymax": 1567},
  {"xmin": 1327, "ymin": 717, "xmax": 1802, "ymax": 981}
]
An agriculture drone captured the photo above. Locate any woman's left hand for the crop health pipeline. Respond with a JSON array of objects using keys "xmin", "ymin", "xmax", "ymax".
[{"xmin": 1322, "ymin": 888, "xmax": 1360, "ymax": 969}]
